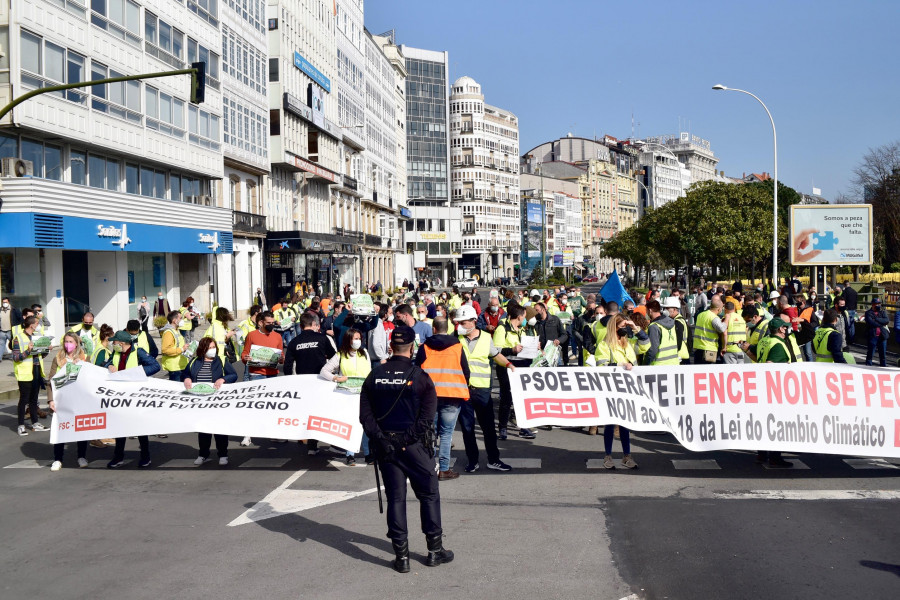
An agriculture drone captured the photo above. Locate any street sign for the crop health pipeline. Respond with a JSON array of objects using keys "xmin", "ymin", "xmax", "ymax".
[{"xmin": 789, "ymin": 205, "xmax": 873, "ymax": 266}]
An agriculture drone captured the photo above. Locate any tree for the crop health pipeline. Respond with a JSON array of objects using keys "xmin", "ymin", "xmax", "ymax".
[{"xmin": 852, "ymin": 141, "xmax": 900, "ymax": 265}]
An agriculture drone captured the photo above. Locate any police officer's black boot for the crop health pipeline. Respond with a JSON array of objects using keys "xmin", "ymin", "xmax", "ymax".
[
  {"xmin": 424, "ymin": 534, "xmax": 454, "ymax": 567},
  {"xmin": 391, "ymin": 540, "xmax": 410, "ymax": 573}
]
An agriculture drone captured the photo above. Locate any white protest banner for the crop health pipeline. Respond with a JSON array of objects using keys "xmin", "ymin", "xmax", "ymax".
[
  {"xmin": 510, "ymin": 364, "xmax": 900, "ymax": 458},
  {"xmin": 50, "ymin": 363, "xmax": 363, "ymax": 451}
]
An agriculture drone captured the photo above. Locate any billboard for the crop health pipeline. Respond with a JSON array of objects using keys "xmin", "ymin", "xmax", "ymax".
[
  {"xmin": 789, "ymin": 205, "xmax": 873, "ymax": 266},
  {"xmin": 563, "ymin": 248, "xmax": 575, "ymax": 267},
  {"xmin": 523, "ymin": 202, "xmax": 543, "ymax": 276}
]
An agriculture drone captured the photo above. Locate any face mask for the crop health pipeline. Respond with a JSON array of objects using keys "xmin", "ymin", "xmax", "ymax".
[
  {"xmin": 616, "ymin": 327, "xmax": 629, "ymax": 338},
  {"xmin": 206, "ymin": 348, "xmax": 217, "ymax": 358},
  {"xmin": 436, "ymin": 311, "xmax": 444, "ymax": 318},
  {"xmin": 351, "ymin": 339, "xmax": 362, "ymax": 350},
  {"xmin": 158, "ymin": 295, "xmax": 163, "ymax": 299},
  {"xmin": 560, "ymin": 299, "xmax": 567, "ymax": 305},
  {"xmin": 141, "ymin": 298, "xmax": 147, "ymax": 303},
  {"xmin": 417, "ymin": 314, "xmax": 426, "ymax": 321},
  {"xmin": 64, "ymin": 342, "xmax": 76, "ymax": 353},
  {"xmin": 490, "ymin": 305, "xmax": 498, "ymax": 313},
  {"xmin": 113, "ymin": 343, "xmax": 124, "ymax": 353},
  {"xmin": 1, "ymin": 302, "xmax": 8, "ymax": 309},
  {"xmin": 264, "ymin": 323, "xmax": 275, "ymax": 333},
  {"xmin": 456, "ymin": 324, "xmax": 469, "ymax": 336},
  {"xmin": 83, "ymin": 323, "xmax": 92, "ymax": 330},
  {"xmin": 387, "ymin": 315, "xmax": 394, "ymax": 322},
  {"xmin": 527, "ymin": 317, "xmax": 537, "ymax": 327}
]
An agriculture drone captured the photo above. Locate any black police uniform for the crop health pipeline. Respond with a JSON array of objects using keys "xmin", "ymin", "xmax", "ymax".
[{"xmin": 359, "ymin": 329, "xmax": 452, "ymax": 572}]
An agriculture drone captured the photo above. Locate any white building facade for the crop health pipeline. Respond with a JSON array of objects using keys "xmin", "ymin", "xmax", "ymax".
[
  {"xmin": 449, "ymin": 76, "xmax": 519, "ymax": 281},
  {"xmin": 0, "ymin": 0, "xmax": 233, "ymax": 333}
]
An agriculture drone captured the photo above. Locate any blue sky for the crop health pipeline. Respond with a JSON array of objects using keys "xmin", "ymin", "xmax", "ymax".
[{"xmin": 365, "ymin": 0, "xmax": 900, "ymax": 199}]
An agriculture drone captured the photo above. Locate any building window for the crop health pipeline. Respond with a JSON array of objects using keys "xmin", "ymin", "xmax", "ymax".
[
  {"xmin": 144, "ymin": 13, "xmax": 185, "ymax": 68},
  {"xmin": 145, "ymin": 85, "xmax": 185, "ymax": 138},
  {"xmin": 187, "ymin": 0, "xmax": 218, "ymax": 27},
  {"xmin": 188, "ymin": 105, "xmax": 221, "ymax": 150},
  {"xmin": 268, "ymin": 57, "xmax": 279, "ymax": 82},
  {"xmin": 90, "ymin": 0, "xmax": 141, "ymax": 47},
  {"xmin": 187, "ymin": 38, "xmax": 220, "ymax": 88},
  {"xmin": 19, "ymin": 32, "xmax": 88, "ymax": 105},
  {"xmin": 70, "ymin": 150, "xmax": 87, "ymax": 185},
  {"xmin": 125, "ymin": 163, "xmax": 139, "ymax": 194},
  {"xmin": 91, "ymin": 62, "xmax": 142, "ymax": 123}
]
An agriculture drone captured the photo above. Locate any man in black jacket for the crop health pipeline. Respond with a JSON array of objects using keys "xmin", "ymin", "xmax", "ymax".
[
  {"xmin": 533, "ymin": 302, "xmax": 568, "ymax": 366},
  {"xmin": 865, "ymin": 298, "xmax": 889, "ymax": 367},
  {"xmin": 283, "ymin": 312, "xmax": 337, "ymax": 455}
]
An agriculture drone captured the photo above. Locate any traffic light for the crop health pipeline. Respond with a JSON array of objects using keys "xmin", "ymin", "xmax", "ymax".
[{"xmin": 190, "ymin": 61, "xmax": 206, "ymax": 104}]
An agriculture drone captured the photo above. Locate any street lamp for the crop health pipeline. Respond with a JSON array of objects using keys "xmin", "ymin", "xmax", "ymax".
[{"xmin": 712, "ymin": 84, "xmax": 779, "ymax": 285}]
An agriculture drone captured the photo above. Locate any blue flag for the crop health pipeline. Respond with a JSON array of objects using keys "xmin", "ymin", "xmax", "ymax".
[{"xmin": 598, "ymin": 271, "xmax": 634, "ymax": 307}]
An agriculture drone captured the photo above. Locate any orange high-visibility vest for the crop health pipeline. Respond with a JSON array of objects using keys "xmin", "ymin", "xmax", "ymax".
[{"xmin": 421, "ymin": 343, "xmax": 470, "ymax": 401}]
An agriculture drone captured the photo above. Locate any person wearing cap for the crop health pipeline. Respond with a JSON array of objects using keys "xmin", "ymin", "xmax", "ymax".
[
  {"xmin": 812, "ymin": 309, "xmax": 847, "ymax": 364},
  {"xmin": 750, "ymin": 318, "xmax": 796, "ymax": 468},
  {"xmin": 864, "ymin": 298, "xmax": 889, "ymax": 367},
  {"xmin": 415, "ymin": 317, "xmax": 469, "ymax": 480},
  {"xmin": 524, "ymin": 289, "xmax": 541, "ymax": 307},
  {"xmin": 454, "ymin": 304, "xmax": 513, "ymax": 473},
  {"xmin": 493, "ymin": 303, "xmax": 538, "ymax": 440},
  {"xmin": 476, "ymin": 295, "xmax": 505, "ymax": 335},
  {"xmin": 662, "ymin": 296, "xmax": 691, "ymax": 364},
  {"xmin": 102, "ymin": 330, "xmax": 161, "ymax": 469},
  {"xmin": 359, "ymin": 325, "xmax": 452, "ymax": 573},
  {"xmin": 767, "ymin": 290, "xmax": 781, "ymax": 313}
]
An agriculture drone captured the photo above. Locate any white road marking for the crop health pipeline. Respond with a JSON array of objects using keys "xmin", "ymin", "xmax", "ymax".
[
  {"xmin": 328, "ymin": 459, "xmax": 369, "ymax": 468},
  {"xmin": 672, "ymin": 459, "xmax": 721, "ymax": 470},
  {"xmin": 4, "ymin": 459, "xmax": 45, "ymax": 469},
  {"xmin": 503, "ymin": 458, "xmax": 542, "ymax": 469},
  {"xmin": 158, "ymin": 458, "xmax": 205, "ymax": 468},
  {"xmin": 228, "ymin": 469, "xmax": 379, "ymax": 526},
  {"xmin": 238, "ymin": 458, "xmax": 291, "ymax": 469},
  {"xmin": 714, "ymin": 490, "xmax": 900, "ymax": 500},
  {"xmin": 586, "ymin": 459, "xmax": 609, "ymax": 469},
  {"xmin": 844, "ymin": 458, "xmax": 900, "ymax": 470}
]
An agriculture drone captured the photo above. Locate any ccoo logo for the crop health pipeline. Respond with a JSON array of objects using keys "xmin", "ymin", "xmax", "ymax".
[
  {"xmin": 75, "ymin": 413, "xmax": 107, "ymax": 432},
  {"xmin": 523, "ymin": 398, "xmax": 599, "ymax": 420},
  {"xmin": 308, "ymin": 416, "xmax": 352, "ymax": 440}
]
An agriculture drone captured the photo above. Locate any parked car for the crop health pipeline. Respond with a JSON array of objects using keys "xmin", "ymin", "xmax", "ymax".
[
  {"xmin": 456, "ymin": 278, "xmax": 479, "ymax": 290},
  {"xmin": 582, "ymin": 275, "xmax": 599, "ymax": 283}
]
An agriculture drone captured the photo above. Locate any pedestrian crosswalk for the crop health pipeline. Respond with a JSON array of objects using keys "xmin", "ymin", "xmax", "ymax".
[{"xmin": 4, "ymin": 454, "xmax": 898, "ymax": 472}]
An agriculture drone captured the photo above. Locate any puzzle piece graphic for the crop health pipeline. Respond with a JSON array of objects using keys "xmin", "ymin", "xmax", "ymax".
[{"xmin": 811, "ymin": 231, "xmax": 838, "ymax": 250}]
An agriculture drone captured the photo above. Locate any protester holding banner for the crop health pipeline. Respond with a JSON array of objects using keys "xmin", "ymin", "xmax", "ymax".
[
  {"xmin": 595, "ymin": 314, "xmax": 640, "ymax": 469},
  {"xmin": 493, "ymin": 303, "xmax": 538, "ymax": 440},
  {"xmin": 48, "ymin": 333, "xmax": 89, "ymax": 470},
  {"xmin": 183, "ymin": 337, "xmax": 238, "ymax": 466},
  {"xmin": 320, "ymin": 328, "xmax": 372, "ymax": 465},
  {"xmin": 359, "ymin": 325, "xmax": 451, "ymax": 573},
  {"xmin": 13, "ymin": 316, "xmax": 49, "ymax": 436},
  {"xmin": 692, "ymin": 296, "xmax": 727, "ymax": 365},
  {"xmin": 241, "ymin": 311, "xmax": 284, "ymax": 380},
  {"xmin": 105, "ymin": 330, "xmax": 161, "ymax": 468}
]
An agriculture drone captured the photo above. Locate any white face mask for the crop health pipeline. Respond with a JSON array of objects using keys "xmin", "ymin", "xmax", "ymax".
[
  {"xmin": 387, "ymin": 315, "xmax": 394, "ymax": 322},
  {"xmin": 351, "ymin": 339, "xmax": 362, "ymax": 350},
  {"xmin": 490, "ymin": 305, "xmax": 499, "ymax": 313},
  {"xmin": 560, "ymin": 299, "xmax": 567, "ymax": 305},
  {"xmin": 1, "ymin": 302, "xmax": 8, "ymax": 309},
  {"xmin": 206, "ymin": 348, "xmax": 217, "ymax": 358},
  {"xmin": 436, "ymin": 311, "xmax": 444, "ymax": 318},
  {"xmin": 456, "ymin": 324, "xmax": 469, "ymax": 336},
  {"xmin": 527, "ymin": 317, "xmax": 537, "ymax": 327},
  {"xmin": 417, "ymin": 313, "xmax": 426, "ymax": 321}
]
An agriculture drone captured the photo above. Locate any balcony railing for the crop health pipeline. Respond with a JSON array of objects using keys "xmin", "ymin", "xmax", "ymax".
[
  {"xmin": 342, "ymin": 175, "xmax": 358, "ymax": 190},
  {"xmin": 233, "ymin": 210, "xmax": 267, "ymax": 235},
  {"xmin": 364, "ymin": 233, "xmax": 382, "ymax": 247},
  {"xmin": 332, "ymin": 226, "xmax": 361, "ymax": 238}
]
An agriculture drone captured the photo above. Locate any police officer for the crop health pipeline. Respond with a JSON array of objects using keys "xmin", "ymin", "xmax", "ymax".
[{"xmin": 359, "ymin": 325, "xmax": 452, "ymax": 573}]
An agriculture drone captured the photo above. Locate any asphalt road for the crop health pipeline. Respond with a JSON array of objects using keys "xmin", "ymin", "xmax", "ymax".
[{"xmin": 2, "ymin": 381, "xmax": 899, "ymax": 600}]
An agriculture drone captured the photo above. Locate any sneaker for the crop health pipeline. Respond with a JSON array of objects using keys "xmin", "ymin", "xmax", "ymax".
[
  {"xmin": 31, "ymin": 423, "xmax": 49, "ymax": 432},
  {"xmin": 487, "ymin": 461, "xmax": 512, "ymax": 472},
  {"xmin": 90, "ymin": 440, "xmax": 106, "ymax": 449},
  {"xmin": 17, "ymin": 425, "xmax": 28, "ymax": 437},
  {"xmin": 194, "ymin": 456, "xmax": 212, "ymax": 466},
  {"xmin": 621, "ymin": 455, "xmax": 638, "ymax": 469},
  {"xmin": 346, "ymin": 455, "xmax": 356, "ymax": 466},
  {"xmin": 50, "ymin": 460, "xmax": 62, "ymax": 471},
  {"xmin": 138, "ymin": 458, "xmax": 152, "ymax": 468},
  {"xmin": 240, "ymin": 436, "xmax": 252, "ymax": 447},
  {"xmin": 218, "ymin": 456, "xmax": 229, "ymax": 466},
  {"xmin": 77, "ymin": 458, "xmax": 89, "ymax": 468},
  {"xmin": 101, "ymin": 439, "xmax": 116, "ymax": 446},
  {"xmin": 497, "ymin": 428, "xmax": 508, "ymax": 441},
  {"xmin": 464, "ymin": 462, "xmax": 480, "ymax": 473},
  {"xmin": 365, "ymin": 454, "xmax": 375, "ymax": 465},
  {"xmin": 107, "ymin": 459, "xmax": 125, "ymax": 469},
  {"xmin": 156, "ymin": 434, "xmax": 168, "ymax": 439},
  {"xmin": 438, "ymin": 469, "xmax": 460, "ymax": 480},
  {"xmin": 518, "ymin": 428, "xmax": 536, "ymax": 439},
  {"xmin": 603, "ymin": 455, "xmax": 615, "ymax": 469}
]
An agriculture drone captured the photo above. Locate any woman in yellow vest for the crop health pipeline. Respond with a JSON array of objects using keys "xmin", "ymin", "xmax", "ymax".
[
  {"xmin": 320, "ymin": 328, "xmax": 372, "ymax": 465},
  {"xmin": 204, "ymin": 307, "xmax": 236, "ymax": 361},
  {"xmin": 48, "ymin": 333, "xmax": 89, "ymax": 470},
  {"xmin": 13, "ymin": 316, "xmax": 49, "ymax": 436},
  {"xmin": 179, "ymin": 297, "xmax": 198, "ymax": 342},
  {"xmin": 91, "ymin": 324, "xmax": 116, "ymax": 366},
  {"xmin": 160, "ymin": 310, "xmax": 190, "ymax": 381},
  {"xmin": 595, "ymin": 314, "xmax": 640, "ymax": 470}
]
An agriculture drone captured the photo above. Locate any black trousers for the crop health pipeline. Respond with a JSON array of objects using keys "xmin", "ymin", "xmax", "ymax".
[
  {"xmin": 54, "ymin": 441, "xmax": 88, "ymax": 462},
  {"xmin": 113, "ymin": 436, "xmax": 150, "ymax": 461},
  {"xmin": 496, "ymin": 365, "xmax": 513, "ymax": 431},
  {"xmin": 17, "ymin": 364, "xmax": 42, "ymax": 426},
  {"xmin": 198, "ymin": 433, "xmax": 229, "ymax": 457},
  {"xmin": 378, "ymin": 442, "xmax": 442, "ymax": 543},
  {"xmin": 459, "ymin": 386, "xmax": 500, "ymax": 465}
]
